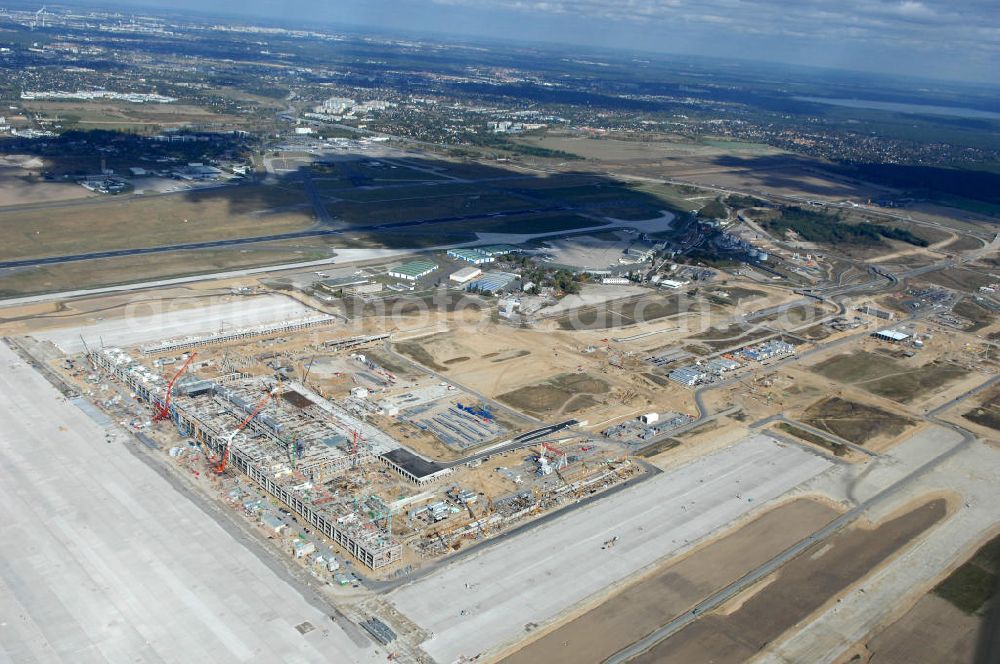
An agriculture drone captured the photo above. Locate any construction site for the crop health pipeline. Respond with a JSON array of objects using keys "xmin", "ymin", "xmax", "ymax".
[
  {"xmin": 4, "ymin": 210, "xmax": 997, "ymax": 662},
  {"xmin": 67, "ymin": 307, "xmax": 642, "ymax": 578}
]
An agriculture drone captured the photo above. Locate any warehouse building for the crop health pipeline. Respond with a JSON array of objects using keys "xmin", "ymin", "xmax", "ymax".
[
  {"xmin": 704, "ymin": 357, "xmax": 741, "ymax": 375},
  {"xmin": 450, "ymin": 266, "xmax": 483, "ymax": 285},
  {"xmin": 872, "ymin": 328, "xmax": 911, "ymax": 343},
  {"xmin": 668, "ymin": 366, "xmax": 706, "ymax": 387},
  {"xmin": 388, "ymin": 260, "xmax": 439, "ymax": 281},
  {"xmin": 319, "ymin": 275, "xmax": 370, "ymax": 291},
  {"xmin": 476, "ymin": 244, "xmax": 520, "ymax": 257},
  {"xmin": 347, "ymin": 282, "xmax": 383, "ymax": 295},
  {"xmin": 447, "ymin": 248, "xmax": 494, "ymax": 265},
  {"xmin": 173, "ymin": 163, "xmax": 223, "ymax": 181},
  {"xmin": 859, "ymin": 304, "xmax": 895, "ymax": 321},
  {"xmin": 466, "ymin": 271, "xmax": 519, "ymax": 294}
]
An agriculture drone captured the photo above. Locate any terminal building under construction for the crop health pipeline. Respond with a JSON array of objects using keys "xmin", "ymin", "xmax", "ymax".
[{"xmin": 90, "ymin": 347, "xmax": 405, "ymax": 569}]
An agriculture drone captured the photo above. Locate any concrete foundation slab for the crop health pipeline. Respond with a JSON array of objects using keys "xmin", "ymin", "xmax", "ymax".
[
  {"xmin": 0, "ymin": 343, "xmax": 382, "ymax": 663},
  {"xmin": 388, "ymin": 433, "xmax": 833, "ymax": 662}
]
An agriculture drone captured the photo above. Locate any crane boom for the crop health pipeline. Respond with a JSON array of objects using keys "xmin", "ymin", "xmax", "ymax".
[
  {"xmin": 153, "ymin": 352, "xmax": 197, "ymax": 421},
  {"xmin": 214, "ymin": 389, "xmax": 274, "ymax": 474},
  {"xmin": 541, "ymin": 442, "xmax": 565, "ymax": 456}
]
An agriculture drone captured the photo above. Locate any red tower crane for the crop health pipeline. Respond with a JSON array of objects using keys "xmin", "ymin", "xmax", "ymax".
[
  {"xmin": 350, "ymin": 429, "xmax": 368, "ymax": 466},
  {"xmin": 153, "ymin": 352, "xmax": 197, "ymax": 421},
  {"xmin": 541, "ymin": 441, "xmax": 567, "ymax": 460},
  {"xmin": 538, "ymin": 441, "xmax": 569, "ymax": 471},
  {"xmin": 214, "ymin": 389, "xmax": 274, "ymax": 474}
]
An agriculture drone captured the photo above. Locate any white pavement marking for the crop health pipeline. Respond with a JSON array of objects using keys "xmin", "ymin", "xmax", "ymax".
[
  {"xmin": 388, "ymin": 434, "xmax": 832, "ymax": 663},
  {"xmin": 0, "ymin": 343, "xmax": 383, "ymax": 663},
  {"xmin": 33, "ymin": 294, "xmax": 319, "ymax": 353}
]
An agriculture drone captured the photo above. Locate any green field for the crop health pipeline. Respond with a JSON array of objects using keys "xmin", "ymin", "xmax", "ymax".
[
  {"xmin": 0, "ymin": 239, "xmax": 332, "ymax": 298},
  {"xmin": 776, "ymin": 422, "xmax": 848, "ymax": 456},
  {"xmin": 310, "ymin": 159, "xmax": 448, "ymax": 184},
  {"xmin": 951, "ymin": 298, "xmax": 998, "ymax": 331},
  {"xmin": 933, "ymin": 534, "xmax": 1000, "ymax": 614},
  {"xmin": 0, "ymin": 184, "xmax": 315, "ymax": 261},
  {"xmin": 802, "ymin": 396, "xmax": 914, "ymax": 444},
  {"xmin": 328, "ymin": 193, "xmax": 530, "ymax": 226},
  {"xmin": 964, "ymin": 386, "xmax": 1000, "ymax": 432},
  {"xmin": 0, "ymin": 158, "xmax": 665, "ymax": 296},
  {"xmin": 811, "ymin": 351, "xmax": 968, "ymax": 403}
]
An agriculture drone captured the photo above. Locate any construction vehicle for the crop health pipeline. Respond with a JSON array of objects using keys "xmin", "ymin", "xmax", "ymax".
[
  {"xmin": 456, "ymin": 401, "xmax": 494, "ymax": 421},
  {"xmin": 214, "ymin": 388, "xmax": 275, "ymax": 474},
  {"xmin": 536, "ymin": 441, "xmax": 568, "ymax": 474},
  {"xmin": 153, "ymin": 352, "xmax": 197, "ymax": 421}
]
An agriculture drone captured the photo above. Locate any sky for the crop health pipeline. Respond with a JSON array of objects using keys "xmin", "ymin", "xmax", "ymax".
[{"xmin": 118, "ymin": 0, "xmax": 999, "ymax": 83}]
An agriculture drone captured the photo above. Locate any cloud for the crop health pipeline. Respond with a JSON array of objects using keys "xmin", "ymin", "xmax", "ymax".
[
  {"xmin": 427, "ymin": 0, "xmax": 989, "ymax": 37},
  {"xmin": 126, "ymin": 0, "xmax": 997, "ymax": 82},
  {"xmin": 417, "ymin": 0, "xmax": 999, "ymax": 79}
]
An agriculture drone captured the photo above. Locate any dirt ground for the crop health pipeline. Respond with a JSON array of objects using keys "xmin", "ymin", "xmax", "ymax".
[
  {"xmin": 0, "ymin": 157, "xmax": 94, "ymax": 206},
  {"xmin": 391, "ymin": 322, "xmax": 686, "ymax": 425},
  {"xmin": 844, "ymin": 594, "xmax": 982, "ymax": 664},
  {"xmin": 500, "ymin": 498, "xmax": 839, "ymax": 664},
  {"xmin": 845, "ymin": 531, "xmax": 1000, "ymax": 664},
  {"xmin": 964, "ymin": 386, "xmax": 1000, "ymax": 433},
  {"xmin": 810, "ymin": 350, "xmax": 970, "ymax": 404},
  {"xmin": 551, "ymin": 292, "xmax": 698, "ymax": 331},
  {"xmin": 801, "ymin": 396, "xmax": 915, "ymax": 446},
  {"xmin": 630, "ymin": 498, "xmax": 948, "ymax": 664}
]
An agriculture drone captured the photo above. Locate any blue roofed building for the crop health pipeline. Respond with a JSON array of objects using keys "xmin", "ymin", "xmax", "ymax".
[{"xmin": 466, "ymin": 271, "xmax": 519, "ymax": 294}]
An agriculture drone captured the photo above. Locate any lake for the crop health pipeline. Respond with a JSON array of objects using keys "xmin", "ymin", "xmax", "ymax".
[{"xmin": 793, "ymin": 96, "xmax": 1000, "ymax": 120}]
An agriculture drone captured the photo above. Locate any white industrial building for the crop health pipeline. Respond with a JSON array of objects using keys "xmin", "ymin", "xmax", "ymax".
[
  {"xmin": 346, "ymin": 282, "xmax": 383, "ymax": 295},
  {"xmin": 450, "ymin": 266, "xmax": 483, "ymax": 285},
  {"xmin": 668, "ymin": 366, "xmax": 706, "ymax": 387},
  {"xmin": 873, "ymin": 328, "xmax": 911, "ymax": 343},
  {"xmin": 388, "ymin": 260, "xmax": 438, "ymax": 281}
]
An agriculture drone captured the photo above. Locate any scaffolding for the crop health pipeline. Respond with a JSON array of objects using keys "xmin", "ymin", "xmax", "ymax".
[
  {"xmin": 90, "ymin": 348, "xmax": 402, "ymax": 569},
  {"xmin": 139, "ymin": 315, "xmax": 337, "ymax": 355}
]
